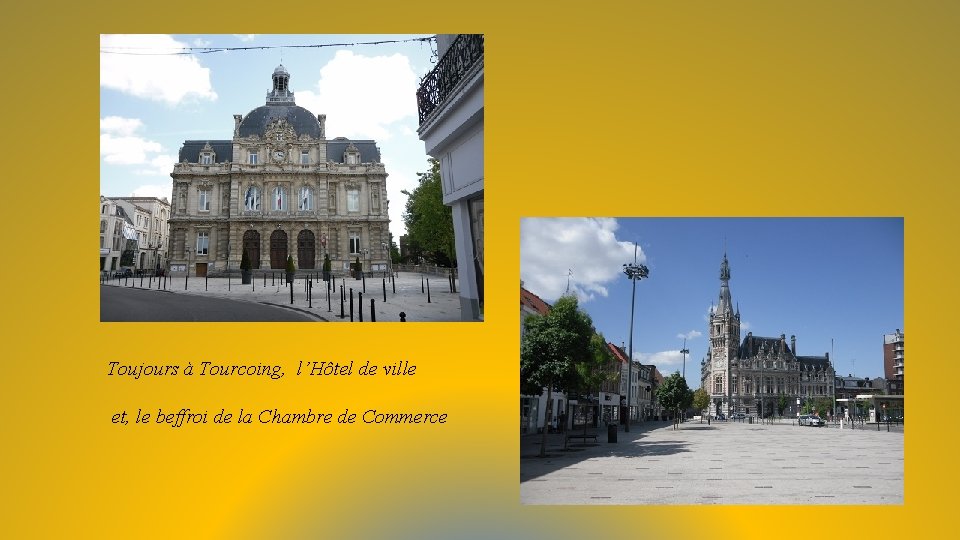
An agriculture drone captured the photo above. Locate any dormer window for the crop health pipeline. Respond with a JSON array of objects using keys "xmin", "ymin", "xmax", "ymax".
[
  {"xmin": 344, "ymin": 142, "xmax": 361, "ymax": 165},
  {"xmin": 201, "ymin": 153, "xmax": 213, "ymax": 165}
]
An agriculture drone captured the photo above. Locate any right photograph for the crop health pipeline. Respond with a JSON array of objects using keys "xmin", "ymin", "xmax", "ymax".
[{"xmin": 520, "ymin": 217, "xmax": 904, "ymax": 505}]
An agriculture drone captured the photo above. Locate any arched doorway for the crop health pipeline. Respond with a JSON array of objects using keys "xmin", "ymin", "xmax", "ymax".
[
  {"xmin": 270, "ymin": 229, "xmax": 288, "ymax": 269},
  {"xmin": 297, "ymin": 230, "xmax": 316, "ymax": 269},
  {"xmin": 243, "ymin": 230, "xmax": 261, "ymax": 269}
]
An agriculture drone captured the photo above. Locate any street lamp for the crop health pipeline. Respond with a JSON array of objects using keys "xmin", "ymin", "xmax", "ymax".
[
  {"xmin": 623, "ymin": 242, "xmax": 650, "ymax": 433},
  {"xmin": 680, "ymin": 338, "xmax": 690, "ymax": 383}
]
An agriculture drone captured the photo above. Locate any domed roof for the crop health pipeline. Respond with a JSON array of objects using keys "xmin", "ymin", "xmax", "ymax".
[
  {"xmin": 273, "ymin": 64, "xmax": 289, "ymax": 76},
  {"xmin": 237, "ymin": 104, "xmax": 321, "ymax": 138}
]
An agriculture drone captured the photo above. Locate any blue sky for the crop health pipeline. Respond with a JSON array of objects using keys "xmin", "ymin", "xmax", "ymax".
[
  {"xmin": 520, "ymin": 218, "xmax": 904, "ymax": 385},
  {"xmin": 100, "ymin": 34, "xmax": 438, "ymax": 238}
]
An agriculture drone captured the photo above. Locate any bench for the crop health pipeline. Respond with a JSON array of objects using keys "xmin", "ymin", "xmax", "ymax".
[{"xmin": 565, "ymin": 433, "xmax": 598, "ymax": 443}]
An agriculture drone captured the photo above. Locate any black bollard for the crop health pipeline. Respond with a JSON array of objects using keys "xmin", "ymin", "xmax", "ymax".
[
  {"xmin": 392, "ymin": 273, "xmax": 396, "ymax": 294},
  {"xmin": 184, "ymin": 270, "xmax": 188, "ymax": 290},
  {"xmin": 272, "ymin": 272, "xmax": 275, "ymax": 286},
  {"xmin": 349, "ymin": 288, "xmax": 354, "ymax": 322},
  {"xmin": 253, "ymin": 272, "xmax": 255, "ymax": 291},
  {"xmin": 362, "ymin": 273, "xmax": 366, "ymax": 293},
  {"xmin": 327, "ymin": 280, "xmax": 331, "ymax": 312},
  {"xmin": 448, "ymin": 272, "xmax": 453, "ymax": 293},
  {"xmin": 399, "ymin": 311, "xmax": 406, "ymax": 322},
  {"xmin": 339, "ymin": 285, "xmax": 345, "ymax": 319},
  {"xmin": 427, "ymin": 278, "xmax": 431, "ymax": 303},
  {"xmin": 382, "ymin": 278, "xmax": 387, "ymax": 303},
  {"xmin": 421, "ymin": 275, "xmax": 424, "ymax": 293},
  {"xmin": 263, "ymin": 272, "xmax": 266, "ymax": 287},
  {"xmin": 205, "ymin": 273, "xmax": 208, "ymax": 291},
  {"xmin": 140, "ymin": 272, "xmax": 143, "ymax": 288},
  {"xmin": 308, "ymin": 280, "xmax": 312, "ymax": 308},
  {"xmin": 290, "ymin": 279, "xmax": 294, "ymax": 305},
  {"xmin": 359, "ymin": 292, "xmax": 363, "ymax": 322},
  {"xmin": 370, "ymin": 298, "xmax": 376, "ymax": 322}
]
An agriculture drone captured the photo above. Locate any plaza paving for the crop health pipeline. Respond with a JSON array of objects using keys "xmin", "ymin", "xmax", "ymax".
[
  {"xmin": 101, "ymin": 271, "xmax": 463, "ymax": 322},
  {"xmin": 521, "ymin": 419, "xmax": 903, "ymax": 505}
]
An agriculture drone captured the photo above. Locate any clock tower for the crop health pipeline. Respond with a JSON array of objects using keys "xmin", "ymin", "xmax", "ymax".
[{"xmin": 707, "ymin": 253, "xmax": 741, "ymax": 417}]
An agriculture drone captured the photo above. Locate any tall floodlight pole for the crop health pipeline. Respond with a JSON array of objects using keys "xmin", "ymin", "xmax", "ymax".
[
  {"xmin": 623, "ymin": 243, "xmax": 650, "ymax": 433},
  {"xmin": 681, "ymin": 338, "xmax": 690, "ymax": 382}
]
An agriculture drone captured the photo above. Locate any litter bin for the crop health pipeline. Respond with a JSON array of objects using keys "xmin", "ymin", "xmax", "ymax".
[
  {"xmin": 607, "ymin": 423, "xmax": 618, "ymax": 443},
  {"xmin": 749, "ymin": 416, "xmax": 753, "ymax": 424}
]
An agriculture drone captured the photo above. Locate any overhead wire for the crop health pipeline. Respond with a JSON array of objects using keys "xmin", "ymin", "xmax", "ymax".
[{"xmin": 100, "ymin": 36, "xmax": 434, "ymax": 56}]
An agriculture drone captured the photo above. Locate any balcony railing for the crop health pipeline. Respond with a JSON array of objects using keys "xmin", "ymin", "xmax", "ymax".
[{"xmin": 416, "ymin": 34, "xmax": 484, "ymax": 125}]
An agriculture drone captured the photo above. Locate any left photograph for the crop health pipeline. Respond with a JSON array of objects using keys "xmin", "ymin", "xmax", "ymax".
[{"xmin": 100, "ymin": 34, "xmax": 484, "ymax": 322}]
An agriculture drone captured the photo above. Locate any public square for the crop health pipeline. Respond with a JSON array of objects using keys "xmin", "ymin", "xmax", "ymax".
[
  {"xmin": 521, "ymin": 419, "xmax": 903, "ymax": 505},
  {"xmin": 100, "ymin": 270, "xmax": 462, "ymax": 322}
]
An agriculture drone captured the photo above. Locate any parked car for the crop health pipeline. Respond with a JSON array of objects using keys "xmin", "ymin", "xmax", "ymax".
[
  {"xmin": 731, "ymin": 412, "xmax": 746, "ymax": 420},
  {"xmin": 807, "ymin": 415, "xmax": 825, "ymax": 427},
  {"xmin": 113, "ymin": 268, "xmax": 133, "ymax": 278},
  {"xmin": 798, "ymin": 414, "xmax": 810, "ymax": 426}
]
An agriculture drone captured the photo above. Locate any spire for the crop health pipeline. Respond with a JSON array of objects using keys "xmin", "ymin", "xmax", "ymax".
[{"xmin": 717, "ymin": 253, "xmax": 733, "ymax": 315}]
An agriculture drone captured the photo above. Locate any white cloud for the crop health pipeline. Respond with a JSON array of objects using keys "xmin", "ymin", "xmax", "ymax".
[
  {"xmin": 130, "ymin": 184, "xmax": 173, "ymax": 200},
  {"xmin": 741, "ymin": 321, "xmax": 752, "ymax": 331},
  {"xmin": 520, "ymin": 218, "xmax": 639, "ymax": 302},
  {"xmin": 193, "ymin": 38, "xmax": 212, "ymax": 48},
  {"xmin": 677, "ymin": 330, "xmax": 702, "ymax": 340},
  {"xmin": 100, "ymin": 116, "xmax": 168, "ymax": 169},
  {"xmin": 136, "ymin": 154, "xmax": 178, "ymax": 176},
  {"xmin": 296, "ymin": 50, "xmax": 419, "ymax": 141},
  {"xmin": 100, "ymin": 34, "xmax": 217, "ymax": 105},
  {"xmin": 100, "ymin": 133, "xmax": 162, "ymax": 165},
  {"xmin": 100, "ymin": 116, "xmax": 143, "ymax": 136},
  {"xmin": 233, "ymin": 34, "xmax": 256, "ymax": 42},
  {"xmin": 634, "ymin": 350, "xmax": 685, "ymax": 369}
]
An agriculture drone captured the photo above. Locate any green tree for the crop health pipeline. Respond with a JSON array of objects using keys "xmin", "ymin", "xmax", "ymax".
[
  {"xmin": 567, "ymin": 334, "xmax": 615, "ymax": 443},
  {"xmin": 777, "ymin": 394, "xmax": 789, "ymax": 417},
  {"xmin": 240, "ymin": 249, "xmax": 252, "ymax": 271},
  {"xmin": 402, "ymin": 159, "xmax": 455, "ymax": 266},
  {"xmin": 521, "ymin": 295, "xmax": 595, "ymax": 457},
  {"xmin": 656, "ymin": 372, "xmax": 693, "ymax": 429},
  {"xmin": 692, "ymin": 388, "xmax": 710, "ymax": 423}
]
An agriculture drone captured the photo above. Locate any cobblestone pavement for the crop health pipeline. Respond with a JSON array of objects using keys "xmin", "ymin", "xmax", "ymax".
[{"xmin": 521, "ymin": 419, "xmax": 903, "ymax": 505}]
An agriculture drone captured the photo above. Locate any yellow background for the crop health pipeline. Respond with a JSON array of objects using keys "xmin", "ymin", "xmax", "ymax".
[{"xmin": 1, "ymin": 1, "xmax": 956, "ymax": 538}]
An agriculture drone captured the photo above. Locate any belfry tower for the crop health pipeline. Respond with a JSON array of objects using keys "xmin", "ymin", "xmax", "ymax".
[{"xmin": 707, "ymin": 253, "xmax": 741, "ymax": 416}]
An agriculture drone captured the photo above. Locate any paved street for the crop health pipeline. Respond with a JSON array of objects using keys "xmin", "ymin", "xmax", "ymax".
[
  {"xmin": 100, "ymin": 271, "xmax": 463, "ymax": 322},
  {"xmin": 101, "ymin": 285, "xmax": 315, "ymax": 322},
  {"xmin": 521, "ymin": 419, "xmax": 903, "ymax": 505}
]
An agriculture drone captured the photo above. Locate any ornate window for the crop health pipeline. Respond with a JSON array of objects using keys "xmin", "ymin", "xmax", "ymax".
[
  {"xmin": 349, "ymin": 232, "xmax": 361, "ymax": 255},
  {"xmin": 299, "ymin": 186, "xmax": 312, "ymax": 211},
  {"xmin": 196, "ymin": 231, "xmax": 209, "ymax": 255},
  {"xmin": 244, "ymin": 186, "xmax": 261, "ymax": 211},
  {"xmin": 100, "ymin": 220, "xmax": 106, "ymax": 233},
  {"xmin": 273, "ymin": 186, "xmax": 286, "ymax": 211},
  {"xmin": 714, "ymin": 375, "xmax": 723, "ymax": 394},
  {"xmin": 300, "ymin": 150, "xmax": 309, "ymax": 165},
  {"xmin": 248, "ymin": 151, "xmax": 258, "ymax": 165},
  {"xmin": 198, "ymin": 189, "xmax": 210, "ymax": 211},
  {"xmin": 347, "ymin": 188, "xmax": 360, "ymax": 212},
  {"xmin": 201, "ymin": 153, "xmax": 213, "ymax": 165}
]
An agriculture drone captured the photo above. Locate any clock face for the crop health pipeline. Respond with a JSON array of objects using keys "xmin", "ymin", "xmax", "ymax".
[{"xmin": 273, "ymin": 150, "xmax": 285, "ymax": 161}]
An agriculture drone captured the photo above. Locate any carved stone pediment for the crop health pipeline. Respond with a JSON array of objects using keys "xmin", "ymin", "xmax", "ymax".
[{"xmin": 265, "ymin": 117, "xmax": 296, "ymax": 142}]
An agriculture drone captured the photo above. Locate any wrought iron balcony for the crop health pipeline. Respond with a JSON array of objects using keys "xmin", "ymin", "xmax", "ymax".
[{"xmin": 417, "ymin": 34, "xmax": 484, "ymax": 125}]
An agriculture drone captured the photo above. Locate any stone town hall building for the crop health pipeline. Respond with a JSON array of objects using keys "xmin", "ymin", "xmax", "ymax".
[
  {"xmin": 168, "ymin": 65, "xmax": 390, "ymax": 276},
  {"xmin": 701, "ymin": 254, "xmax": 835, "ymax": 418}
]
